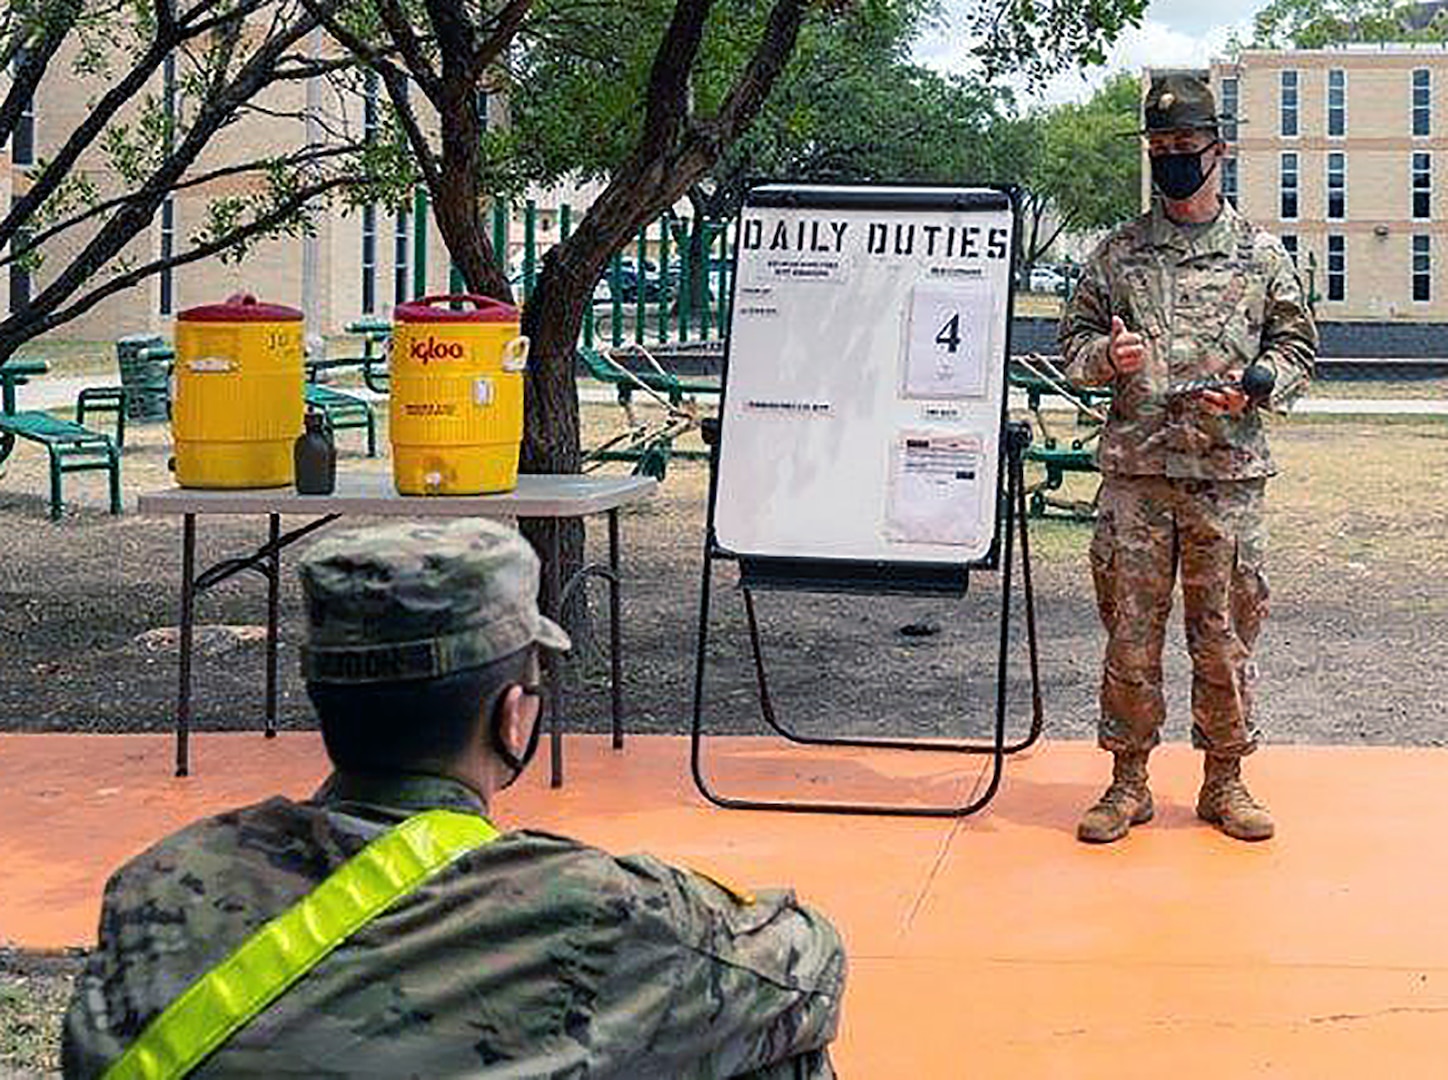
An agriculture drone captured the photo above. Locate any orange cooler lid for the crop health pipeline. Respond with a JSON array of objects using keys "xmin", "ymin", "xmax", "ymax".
[
  {"xmin": 394, "ymin": 294, "xmax": 519, "ymax": 323},
  {"xmin": 179, "ymin": 293, "xmax": 303, "ymax": 322}
]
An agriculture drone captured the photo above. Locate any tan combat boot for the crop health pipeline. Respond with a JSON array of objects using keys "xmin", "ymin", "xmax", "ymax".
[
  {"xmin": 1076, "ymin": 751, "xmax": 1153, "ymax": 844},
  {"xmin": 1197, "ymin": 754, "xmax": 1275, "ymax": 841}
]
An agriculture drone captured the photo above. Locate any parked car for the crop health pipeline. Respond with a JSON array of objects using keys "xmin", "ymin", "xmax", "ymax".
[{"xmin": 1027, "ymin": 266, "xmax": 1067, "ymax": 294}]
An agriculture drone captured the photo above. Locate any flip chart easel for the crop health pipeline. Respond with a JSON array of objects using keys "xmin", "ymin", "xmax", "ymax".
[{"xmin": 690, "ymin": 184, "xmax": 1044, "ymax": 816}]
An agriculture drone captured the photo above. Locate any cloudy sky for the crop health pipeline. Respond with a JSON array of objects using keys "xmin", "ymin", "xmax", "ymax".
[{"xmin": 916, "ymin": 0, "xmax": 1267, "ymax": 105}]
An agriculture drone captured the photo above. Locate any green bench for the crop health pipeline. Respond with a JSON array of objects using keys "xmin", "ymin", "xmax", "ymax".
[
  {"xmin": 304, "ymin": 383, "xmax": 377, "ymax": 457},
  {"xmin": 1009, "ymin": 357, "xmax": 1110, "ymax": 520},
  {"xmin": 1, "ymin": 360, "xmax": 122, "ymax": 520},
  {"xmin": 337, "ymin": 319, "xmax": 392, "ymax": 392},
  {"xmin": 76, "ymin": 386, "xmax": 129, "ymax": 448},
  {"xmin": 576, "ymin": 344, "xmax": 720, "ymax": 479},
  {"xmin": 141, "ymin": 344, "xmax": 377, "ymax": 456}
]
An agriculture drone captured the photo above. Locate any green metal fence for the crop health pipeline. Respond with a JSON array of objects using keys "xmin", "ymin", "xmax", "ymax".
[{"xmin": 489, "ymin": 200, "xmax": 733, "ymax": 351}]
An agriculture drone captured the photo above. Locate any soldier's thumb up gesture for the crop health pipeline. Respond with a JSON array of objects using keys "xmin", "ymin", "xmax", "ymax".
[{"xmin": 1109, "ymin": 315, "xmax": 1145, "ymax": 375}]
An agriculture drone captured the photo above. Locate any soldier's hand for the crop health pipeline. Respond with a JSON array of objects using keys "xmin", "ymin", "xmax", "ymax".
[
  {"xmin": 1201, "ymin": 385, "xmax": 1249, "ymax": 417},
  {"xmin": 1108, "ymin": 316, "xmax": 1145, "ymax": 376}
]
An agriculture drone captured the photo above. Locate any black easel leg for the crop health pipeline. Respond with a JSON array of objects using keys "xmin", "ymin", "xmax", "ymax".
[
  {"xmin": 689, "ymin": 538, "xmax": 717, "ymax": 800},
  {"xmin": 176, "ymin": 514, "xmax": 196, "ymax": 778},
  {"xmin": 608, "ymin": 509, "xmax": 623, "ymax": 750},
  {"xmin": 1014, "ymin": 448, "xmax": 1045, "ymax": 748},
  {"xmin": 265, "ymin": 513, "xmax": 280, "ymax": 739},
  {"xmin": 547, "ymin": 524, "xmax": 564, "ymax": 789}
]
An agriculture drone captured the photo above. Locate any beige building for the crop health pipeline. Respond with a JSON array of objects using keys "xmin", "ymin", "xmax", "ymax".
[
  {"xmin": 3, "ymin": 33, "xmax": 689, "ymax": 350},
  {"xmin": 1158, "ymin": 47, "xmax": 1448, "ymax": 321},
  {"xmin": 2, "ymin": 33, "xmax": 485, "ymax": 345}
]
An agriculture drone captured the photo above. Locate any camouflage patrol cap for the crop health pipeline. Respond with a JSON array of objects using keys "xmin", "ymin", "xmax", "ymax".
[
  {"xmin": 298, "ymin": 519, "xmax": 570, "ymax": 684},
  {"xmin": 1139, "ymin": 72, "xmax": 1227, "ymax": 134}
]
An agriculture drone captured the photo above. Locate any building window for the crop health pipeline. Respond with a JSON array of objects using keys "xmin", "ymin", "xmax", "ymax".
[
  {"xmin": 361, "ymin": 204, "xmax": 377, "ymax": 314},
  {"xmin": 1414, "ymin": 69, "xmax": 1431, "ymax": 136},
  {"xmin": 1281, "ymin": 70, "xmax": 1299, "ymax": 137},
  {"xmin": 159, "ymin": 198, "xmax": 175, "ymax": 315},
  {"xmin": 1281, "ymin": 234, "xmax": 1298, "ymax": 265},
  {"xmin": 1328, "ymin": 69, "xmax": 1346, "ymax": 136},
  {"xmin": 1327, "ymin": 152, "xmax": 1346, "ymax": 219},
  {"xmin": 1221, "ymin": 156, "xmax": 1239, "ymax": 208},
  {"xmin": 10, "ymin": 53, "xmax": 35, "ymax": 166},
  {"xmin": 1220, "ymin": 77, "xmax": 1239, "ymax": 142},
  {"xmin": 1327, "ymin": 234, "xmax": 1346, "ymax": 301},
  {"xmin": 1413, "ymin": 234, "xmax": 1431, "ymax": 302},
  {"xmin": 1414, "ymin": 152, "xmax": 1431, "ymax": 219},
  {"xmin": 393, "ymin": 208, "xmax": 410, "ymax": 305},
  {"xmin": 1280, "ymin": 152, "xmax": 1299, "ymax": 219}
]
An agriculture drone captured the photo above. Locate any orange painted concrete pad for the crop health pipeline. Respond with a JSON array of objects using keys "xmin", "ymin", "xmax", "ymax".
[{"xmin": 4, "ymin": 733, "xmax": 1448, "ymax": 1077}]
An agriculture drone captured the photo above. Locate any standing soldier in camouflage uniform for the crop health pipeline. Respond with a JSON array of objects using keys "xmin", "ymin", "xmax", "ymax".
[
  {"xmin": 1059, "ymin": 72, "xmax": 1317, "ymax": 845},
  {"xmin": 64, "ymin": 519, "xmax": 845, "ymax": 1077}
]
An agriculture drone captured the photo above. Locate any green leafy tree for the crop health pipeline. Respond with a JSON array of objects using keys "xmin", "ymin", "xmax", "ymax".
[
  {"xmin": 512, "ymin": 2, "xmax": 1014, "ymax": 314},
  {"xmin": 1019, "ymin": 72, "xmax": 1141, "ymax": 268},
  {"xmin": 1250, "ymin": 0, "xmax": 1447, "ymax": 47},
  {"xmin": 0, "ymin": 0, "xmax": 404, "ymax": 365},
  {"xmin": 318, "ymin": 0, "xmax": 1148, "ymax": 615}
]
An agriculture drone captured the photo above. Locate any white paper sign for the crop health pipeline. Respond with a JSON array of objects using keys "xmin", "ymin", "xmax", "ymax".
[
  {"xmin": 902, "ymin": 281, "xmax": 990, "ymax": 399},
  {"xmin": 884, "ymin": 432, "xmax": 983, "ymax": 546}
]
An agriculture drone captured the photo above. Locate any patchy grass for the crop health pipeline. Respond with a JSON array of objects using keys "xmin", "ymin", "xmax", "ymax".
[{"xmin": 0, "ymin": 950, "xmax": 81, "ymax": 1077}]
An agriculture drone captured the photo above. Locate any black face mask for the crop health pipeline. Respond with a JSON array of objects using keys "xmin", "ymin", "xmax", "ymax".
[
  {"xmin": 490, "ymin": 686, "xmax": 543, "ymax": 789},
  {"xmin": 1151, "ymin": 143, "xmax": 1219, "ymax": 201}
]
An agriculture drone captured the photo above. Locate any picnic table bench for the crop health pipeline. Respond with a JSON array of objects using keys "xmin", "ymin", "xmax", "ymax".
[
  {"xmin": 1009, "ymin": 355, "xmax": 1111, "ymax": 520},
  {"xmin": 0, "ymin": 359, "xmax": 123, "ymax": 520},
  {"xmin": 576, "ymin": 343, "xmax": 720, "ymax": 479},
  {"xmin": 331, "ymin": 318, "xmax": 392, "ymax": 392},
  {"xmin": 139, "ymin": 343, "xmax": 378, "ymax": 456},
  {"xmin": 303, "ymin": 383, "xmax": 377, "ymax": 457}
]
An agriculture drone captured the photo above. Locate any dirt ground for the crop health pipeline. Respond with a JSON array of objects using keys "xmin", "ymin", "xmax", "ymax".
[
  {"xmin": 4, "ymin": 399, "xmax": 1448, "ymax": 1074},
  {"xmin": 3, "ymin": 401, "xmax": 1448, "ymax": 747}
]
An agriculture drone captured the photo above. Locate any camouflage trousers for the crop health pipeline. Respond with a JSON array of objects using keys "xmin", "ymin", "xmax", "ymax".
[
  {"xmin": 738, "ymin": 1048, "xmax": 835, "ymax": 1079},
  {"xmin": 1089, "ymin": 475, "xmax": 1269, "ymax": 756}
]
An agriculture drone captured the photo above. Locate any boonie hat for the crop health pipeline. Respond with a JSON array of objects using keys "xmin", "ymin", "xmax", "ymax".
[{"xmin": 298, "ymin": 519, "xmax": 570, "ymax": 684}]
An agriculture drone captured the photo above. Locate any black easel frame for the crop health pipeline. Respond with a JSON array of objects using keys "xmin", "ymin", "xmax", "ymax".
[
  {"xmin": 689, "ymin": 420, "xmax": 1043, "ymax": 817},
  {"xmin": 689, "ymin": 183, "xmax": 1044, "ymax": 817}
]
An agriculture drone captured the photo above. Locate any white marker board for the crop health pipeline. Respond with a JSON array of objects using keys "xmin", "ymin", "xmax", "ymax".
[{"xmin": 714, "ymin": 185, "xmax": 1016, "ymax": 568}]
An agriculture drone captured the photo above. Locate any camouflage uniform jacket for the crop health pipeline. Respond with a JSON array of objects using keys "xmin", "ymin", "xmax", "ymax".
[
  {"xmin": 62, "ymin": 773, "xmax": 846, "ymax": 1079},
  {"xmin": 1059, "ymin": 200, "xmax": 1317, "ymax": 479}
]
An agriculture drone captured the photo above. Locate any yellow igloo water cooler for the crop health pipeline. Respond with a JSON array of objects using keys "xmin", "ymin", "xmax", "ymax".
[
  {"xmin": 390, "ymin": 294, "xmax": 529, "ymax": 495},
  {"xmin": 172, "ymin": 293, "xmax": 304, "ymax": 488}
]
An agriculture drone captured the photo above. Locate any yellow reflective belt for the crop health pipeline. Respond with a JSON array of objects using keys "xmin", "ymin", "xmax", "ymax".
[{"xmin": 103, "ymin": 808, "xmax": 498, "ymax": 1080}]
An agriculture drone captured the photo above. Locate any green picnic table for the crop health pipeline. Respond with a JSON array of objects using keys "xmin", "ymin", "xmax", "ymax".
[{"xmin": 0, "ymin": 359, "xmax": 123, "ymax": 519}]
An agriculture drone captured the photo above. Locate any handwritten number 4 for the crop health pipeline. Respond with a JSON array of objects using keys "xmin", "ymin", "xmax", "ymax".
[{"xmin": 935, "ymin": 313, "xmax": 962, "ymax": 354}]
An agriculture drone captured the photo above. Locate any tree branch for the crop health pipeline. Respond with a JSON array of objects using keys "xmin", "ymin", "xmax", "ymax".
[
  {"xmin": 2, "ymin": 176, "xmax": 356, "ymax": 345},
  {"xmin": 0, "ymin": 145, "xmax": 360, "ymax": 268},
  {"xmin": 639, "ymin": 0, "xmax": 712, "ymax": 151},
  {"xmin": 376, "ymin": 0, "xmax": 442, "ymax": 103},
  {"xmin": 0, "ymin": 0, "xmax": 84, "ymax": 149},
  {"xmin": 423, "ymin": 0, "xmax": 479, "ymax": 79},
  {"xmin": 0, "ymin": 36, "xmax": 175, "ymax": 252},
  {"xmin": 477, "ymin": 0, "xmax": 535, "ymax": 70},
  {"xmin": 15, "ymin": 4, "xmax": 324, "ymax": 328},
  {"xmin": 706, "ymin": 0, "xmax": 810, "ymax": 146}
]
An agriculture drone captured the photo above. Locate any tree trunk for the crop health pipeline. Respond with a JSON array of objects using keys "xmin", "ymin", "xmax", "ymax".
[
  {"xmin": 518, "ymin": 258, "xmax": 591, "ymax": 637},
  {"xmin": 434, "ymin": 83, "xmax": 512, "ymax": 301}
]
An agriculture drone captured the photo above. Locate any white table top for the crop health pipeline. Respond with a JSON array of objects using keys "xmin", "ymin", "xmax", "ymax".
[{"xmin": 137, "ymin": 472, "xmax": 658, "ymax": 518}]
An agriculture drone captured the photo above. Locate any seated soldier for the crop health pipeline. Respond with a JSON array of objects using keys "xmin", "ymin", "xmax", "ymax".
[{"xmin": 63, "ymin": 519, "xmax": 846, "ymax": 1078}]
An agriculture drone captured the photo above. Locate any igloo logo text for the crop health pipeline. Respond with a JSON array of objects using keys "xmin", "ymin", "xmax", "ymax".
[{"xmin": 410, "ymin": 337, "xmax": 465, "ymax": 362}]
